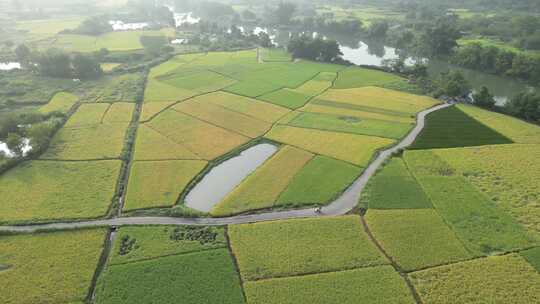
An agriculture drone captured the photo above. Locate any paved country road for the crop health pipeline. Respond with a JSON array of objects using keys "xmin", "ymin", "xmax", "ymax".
[{"xmin": 0, "ymin": 103, "xmax": 451, "ymax": 233}]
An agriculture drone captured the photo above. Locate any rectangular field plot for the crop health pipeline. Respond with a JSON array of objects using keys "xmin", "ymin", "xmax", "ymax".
[
  {"xmin": 244, "ymin": 266, "xmax": 414, "ymax": 304},
  {"xmin": 144, "ymin": 78, "xmax": 197, "ymax": 102},
  {"xmin": 293, "ymin": 72, "xmax": 335, "ymax": 96},
  {"xmin": 39, "ymin": 92, "xmax": 78, "ymax": 114},
  {"xmin": 158, "ymin": 70, "xmax": 237, "ymax": 94},
  {"xmin": 211, "ymin": 146, "xmax": 314, "ymax": 217},
  {"xmin": 0, "ymin": 160, "xmax": 121, "ymax": 223},
  {"xmin": 0, "ymin": 229, "xmax": 105, "ymax": 304},
  {"xmin": 148, "ymin": 110, "xmax": 250, "ymax": 160},
  {"xmin": 410, "ymin": 106, "xmax": 512, "ymax": 149},
  {"xmin": 133, "ymin": 125, "xmax": 201, "ymax": 161},
  {"xmin": 228, "ymin": 216, "xmax": 388, "ymax": 280},
  {"xmin": 319, "ymin": 87, "xmax": 438, "ymax": 115},
  {"xmin": 65, "ymin": 103, "xmax": 110, "ymax": 127},
  {"xmin": 173, "ymin": 99, "xmax": 271, "ymax": 138},
  {"xmin": 334, "ymin": 67, "xmax": 404, "ymax": 89},
  {"xmin": 258, "ymin": 88, "xmax": 312, "ymax": 109},
  {"xmin": 301, "ymin": 102, "xmax": 415, "ymax": 124},
  {"xmin": 109, "ymin": 226, "xmax": 227, "ymax": 265},
  {"xmin": 42, "ymin": 123, "xmax": 129, "ymax": 160},
  {"xmin": 102, "ymin": 102, "xmax": 135, "ymax": 123},
  {"xmin": 365, "ymin": 209, "xmax": 472, "ymax": 271},
  {"xmin": 410, "ymin": 254, "xmax": 540, "ymax": 304},
  {"xmin": 195, "ymin": 92, "xmax": 290, "ymax": 123},
  {"xmin": 286, "ymin": 112, "xmax": 412, "ymax": 139},
  {"xmin": 266, "ymin": 125, "xmax": 394, "ymax": 166},
  {"xmin": 224, "ymin": 80, "xmax": 282, "ymax": 98},
  {"xmin": 124, "ymin": 160, "xmax": 207, "ymax": 211},
  {"xmin": 95, "ymin": 249, "xmax": 245, "ymax": 304},
  {"xmin": 361, "ymin": 158, "xmax": 432, "ymax": 209},
  {"xmin": 433, "ymin": 144, "xmax": 540, "ymax": 238},
  {"xmin": 139, "ymin": 102, "xmax": 175, "ymax": 122},
  {"xmin": 458, "ymin": 104, "xmax": 540, "ymax": 144},
  {"xmin": 277, "ymin": 156, "xmax": 360, "ymax": 206}
]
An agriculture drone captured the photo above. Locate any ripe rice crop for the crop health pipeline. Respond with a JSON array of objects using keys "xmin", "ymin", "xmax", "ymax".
[
  {"xmin": 0, "ymin": 160, "xmax": 121, "ymax": 223},
  {"xmin": 520, "ymin": 247, "xmax": 540, "ymax": 272},
  {"xmin": 0, "ymin": 229, "xmax": 106, "ymax": 304},
  {"xmin": 458, "ymin": 104, "xmax": 540, "ymax": 144},
  {"xmin": 265, "ymin": 125, "xmax": 394, "ymax": 166},
  {"xmin": 173, "ymin": 99, "xmax": 271, "ymax": 138},
  {"xmin": 277, "ymin": 156, "xmax": 361, "ymax": 206},
  {"xmin": 124, "ymin": 160, "xmax": 207, "ymax": 211},
  {"xmin": 39, "ymin": 92, "xmax": 78, "ymax": 114},
  {"xmin": 133, "ymin": 125, "xmax": 201, "ymax": 160},
  {"xmin": 139, "ymin": 102, "xmax": 175, "ymax": 122},
  {"xmin": 95, "ymin": 249, "xmax": 245, "ymax": 304},
  {"xmin": 244, "ymin": 266, "xmax": 414, "ymax": 304},
  {"xmin": 109, "ymin": 226, "xmax": 227, "ymax": 265},
  {"xmin": 300, "ymin": 102, "xmax": 415, "ymax": 124},
  {"xmin": 42, "ymin": 123, "xmax": 129, "ymax": 160},
  {"xmin": 148, "ymin": 110, "xmax": 249, "ymax": 160},
  {"xmin": 365, "ymin": 209, "xmax": 472, "ymax": 271},
  {"xmin": 228, "ymin": 215, "xmax": 388, "ymax": 280},
  {"xmin": 144, "ymin": 79, "xmax": 196, "ymax": 102},
  {"xmin": 64, "ymin": 103, "xmax": 110, "ymax": 127},
  {"xmin": 211, "ymin": 146, "xmax": 313, "ymax": 216},
  {"xmin": 410, "ymin": 254, "xmax": 540, "ymax": 304},
  {"xmin": 102, "ymin": 102, "xmax": 135, "ymax": 123}
]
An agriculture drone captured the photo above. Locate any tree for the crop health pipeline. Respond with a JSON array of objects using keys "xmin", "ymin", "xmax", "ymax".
[
  {"xmin": 274, "ymin": 2, "xmax": 296, "ymax": 24},
  {"xmin": 258, "ymin": 32, "xmax": 273, "ymax": 48},
  {"xmin": 15, "ymin": 44, "xmax": 32, "ymax": 65},
  {"xmin": 288, "ymin": 35, "xmax": 342, "ymax": 63},
  {"xmin": 72, "ymin": 54, "xmax": 103, "ymax": 79},
  {"xmin": 36, "ymin": 49, "xmax": 72, "ymax": 78},
  {"xmin": 6, "ymin": 133, "xmax": 24, "ymax": 157},
  {"xmin": 73, "ymin": 16, "xmax": 111, "ymax": 36},
  {"xmin": 420, "ymin": 18, "xmax": 462, "ymax": 56},
  {"xmin": 473, "ymin": 86, "xmax": 496, "ymax": 109},
  {"xmin": 367, "ymin": 21, "xmax": 389, "ymax": 38},
  {"xmin": 437, "ymin": 71, "xmax": 470, "ymax": 98},
  {"xmin": 505, "ymin": 91, "xmax": 540, "ymax": 123}
]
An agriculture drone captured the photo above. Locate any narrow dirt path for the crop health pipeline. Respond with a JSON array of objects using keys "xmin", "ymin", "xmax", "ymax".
[{"xmin": 0, "ymin": 103, "xmax": 451, "ymax": 233}]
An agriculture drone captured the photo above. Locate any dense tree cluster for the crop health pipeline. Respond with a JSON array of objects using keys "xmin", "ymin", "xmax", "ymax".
[
  {"xmin": 505, "ymin": 92, "xmax": 540, "ymax": 123},
  {"xmin": 34, "ymin": 48, "xmax": 103, "ymax": 79},
  {"xmin": 62, "ymin": 16, "xmax": 112, "ymax": 36},
  {"xmin": 287, "ymin": 35, "xmax": 343, "ymax": 62}
]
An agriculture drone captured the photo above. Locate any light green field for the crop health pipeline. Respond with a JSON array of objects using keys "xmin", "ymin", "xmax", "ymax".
[
  {"xmin": 159, "ymin": 70, "xmax": 237, "ymax": 94},
  {"xmin": 258, "ymin": 88, "xmax": 312, "ymax": 109},
  {"xmin": 0, "ymin": 160, "xmax": 121, "ymax": 223},
  {"xmin": 266, "ymin": 125, "xmax": 394, "ymax": 166},
  {"xmin": 410, "ymin": 254, "xmax": 540, "ymax": 304},
  {"xmin": 102, "ymin": 102, "xmax": 135, "ymax": 123},
  {"xmin": 95, "ymin": 249, "xmax": 245, "ymax": 304},
  {"xmin": 520, "ymin": 247, "xmax": 540, "ymax": 272},
  {"xmin": 244, "ymin": 266, "xmax": 414, "ymax": 304},
  {"xmin": 334, "ymin": 67, "xmax": 404, "ymax": 89},
  {"xmin": 101, "ymin": 63, "xmax": 121, "ymax": 72},
  {"xmin": 173, "ymin": 99, "xmax": 271, "ymax": 138},
  {"xmin": 277, "ymin": 156, "xmax": 360, "ymax": 206},
  {"xmin": 124, "ymin": 160, "xmax": 207, "ymax": 211},
  {"xmin": 16, "ymin": 17, "xmax": 84, "ymax": 37},
  {"xmin": 42, "ymin": 123, "xmax": 129, "ymax": 160},
  {"xmin": 261, "ymin": 48, "xmax": 292, "ymax": 62},
  {"xmin": 139, "ymin": 102, "xmax": 175, "ymax": 122},
  {"xmin": 301, "ymin": 102, "xmax": 415, "ymax": 124},
  {"xmin": 65, "ymin": 103, "xmax": 110, "ymax": 127},
  {"xmin": 228, "ymin": 216, "xmax": 388, "ymax": 281},
  {"xmin": 133, "ymin": 125, "xmax": 201, "ymax": 161},
  {"xmin": 108, "ymin": 226, "xmax": 227, "ymax": 265},
  {"xmin": 39, "ymin": 92, "xmax": 78, "ymax": 114},
  {"xmin": 148, "ymin": 110, "xmax": 249, "ymax": 160},
  {"xmin": 366, "ymin": 209, "xmax": 472, "ymax": 271},
  {"xmin": 0, "ymin": 229, "xmax": 105, "ymax": 304},
  {"xmin": 294, "ymin": 72, "xmax": 335, "ymax": 96},
  {"xmin": 224, "ymin": 80, "xmax": 281, "ymax": 98},
  {"xmin": 211, "ymin": 146, "xmax": 314, "ymax": 216},
  {"xmin": 361, "ymin": 158, "xmax": 432, "ymax": 209},
  {"xmin": 457, "ymin": 104, "xmax": 540, "ymax": 144}
]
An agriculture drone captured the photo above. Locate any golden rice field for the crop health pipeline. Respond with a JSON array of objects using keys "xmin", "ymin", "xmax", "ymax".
[
  {"xmin": 211, "ymin": 146, "xmax": 314, "ymax": 216},
  {"xmin": 265, "ymin": 125, "xmax": 394, "ymax": 166},
  {"xmin": 299, "ymin": 102, "xmax": 415, "ymax": 124},
  {"xmin": 124, "ymin": 160, "xmax": 207, "ymax": 211},
  {"xmin": 38, "ymin": 92, "xmax": 78, "ymax": 114},
  {"xmin": 64, "ymin": 103, "xmax": 110, "ymax": 127},
  {"xmin": 147, "ymin": 110, "xmax": 249, "ymax": 160},
  {"xmin": 101, "ymin": 102, "xmax": 135, "ymax": 123},
  {"xmin": 457, "ymin": 104, "xmax": 540, "ymax": 144},
  {"xmin": 0, "ymin": 229, "xmax": 106, "ymax": 304},
  {"xmin": 133, "ymin": 125, "xmax": 201, "ymax": 161},
  {"xmin": 139, "ymin": 102, "xmax": 175, "ymax": 122}
]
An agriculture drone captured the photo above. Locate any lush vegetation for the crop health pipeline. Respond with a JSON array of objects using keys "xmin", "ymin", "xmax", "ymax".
[
  {"xmin": 334, "ymin": 67, "xmax": 405, "ymax": 89},
  {"xmin": 520, "ymin": 247, "xmax": 540, "ymax": 272},
  {"xmin": 0, "ymin": 229, "xmax": 105, "ymax": 304},
  {"xmin": 39, "ymin": 92, "xmax": 78, "ymax": 114}
]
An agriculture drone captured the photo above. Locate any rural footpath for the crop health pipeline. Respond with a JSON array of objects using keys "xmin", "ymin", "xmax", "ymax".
[{"xmin": 0, "ymin": 103, "xmax": 451, "ymax": 233}]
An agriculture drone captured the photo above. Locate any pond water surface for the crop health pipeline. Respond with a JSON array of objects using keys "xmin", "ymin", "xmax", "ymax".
[{"xmin": 185, "ymin": 143, "xmax": 278, "ymax": 212}]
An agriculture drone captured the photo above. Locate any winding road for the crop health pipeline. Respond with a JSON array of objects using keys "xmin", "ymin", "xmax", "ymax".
[{"xmin": 0, "ymin": 103, "xmax": 451, "ymax": 233}]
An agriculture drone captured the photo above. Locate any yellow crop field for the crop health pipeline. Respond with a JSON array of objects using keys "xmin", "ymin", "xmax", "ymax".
[
  {"xmin": 42, "ymin": 123, "xmax": 129, "ymax": 160},
  {"xmin": 194, "ymin": 92, "xmax": 290, "ymax": 123},
  {"xmin": 39, "ymin": 92, "xmax": 78, "ymax": 114},
  {"xmin": 144, "ymin": 78, "xmax": 197, "ymax": 102},
  {"xmin": 102, "ymin": 102, "xmax": 135, "ymax": 123},
  {"xmin": 300, "ymin": 103, "xmax": 415, "ymax": 124},
  {"xmin": 433, "ymin": 144, "xmax": 540, "ymax": 238},
  {"xmin": 319, "ymin": 87, "xmax": 438, "ymax": 115},
  {"xmin": 211, "ymin": 146, "xmax": 314, "ymax": 216},
  {"xmin": 173, "ymin": 100, "xmax": 271, "ymax": 138},
  {"xmin": 265, "ymin": 125, "xmax": 394, "ymax": 166},
  {"xmin": 457, "ymin": 104, "xmax": 540, "ymax": 144},
  {"xmin": 133, "ymin": 125, "xmax": 201, "ymax": 161},
  {"xmin": 0, "ymin": 229, "xmax": 106, "ymax": 304},
  {"xmin": 0, "ymin": 160, "xmax": 122, "ymax": 223},
  {"xmin": 124, "ymin": 160, "xmax": 207, "ymax": 211},
  {"xmin": 148, "ymin": 110, "xmax": 250, "ymax": 160},
  {"xmin": 139, "ymin": 102, "xmax": 175, "ymax": 122},
  {"xmin": 65, "ymin": 103, "xmax": 110, "ymax": 127}
]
